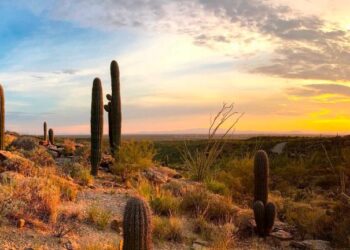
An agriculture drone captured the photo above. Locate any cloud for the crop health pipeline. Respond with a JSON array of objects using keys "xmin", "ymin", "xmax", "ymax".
[
  {"xmin": 19, "ymin": 0, "xmax": 347, "ymax": 81},
  {"xmin": 286, "ymin": 84, "xmax": 350, "ymax": 97}
]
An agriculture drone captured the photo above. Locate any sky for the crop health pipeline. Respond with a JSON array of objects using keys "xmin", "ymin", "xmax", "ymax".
[{"xmin": 1, "ymin": 0, "xmax": 350, "ymax": 135}]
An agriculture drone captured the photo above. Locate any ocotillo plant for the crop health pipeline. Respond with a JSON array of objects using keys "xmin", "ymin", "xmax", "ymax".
[
  {"xmin": 253, "ymin": 150, "xmax": 276, "ymax": 237},
  {"xmin": 43, "ymin": 122, "xmax": 47, "ymax": 141},
  {"xmin": 104, "ymin": 60, "xmax": 122, "ymax": 156},
  {"xmin": 48, "ymin": 128, "xmax": 54, "ymax": 145},
  {"xmin": 0, "ymin": 85, "xmax": 4, "ymax": 150},
  {"xmin": 90, "ymin": 78, "xmax": 103, "ymax": 176},
  {"xmin": 123, "ymin": 197, "xmax": 152, "ymax": 250}
]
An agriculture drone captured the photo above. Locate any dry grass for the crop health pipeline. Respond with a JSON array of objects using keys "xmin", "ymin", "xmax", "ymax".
[
  {"xmin": 63, "ymin": 139, "xmax": 76, "ymax": 156},
  {"xmin": 87, "ymin": 204, "xmax": 112, "ymax": 230},
  {"xmin": 153, "ymin": 216, "xmax": 184, "ymax": 243}
]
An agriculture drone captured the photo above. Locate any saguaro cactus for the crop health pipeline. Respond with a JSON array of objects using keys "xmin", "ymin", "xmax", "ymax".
[
  {"xmin": 104, "ymin": 60, "xmax": 122, "ymax": 156},
  {"xmin": 254, "ymin": 150, "xmax": 269, "ymax": 205},
  {"xmin": 48, "ymin": 128, "xmax": 54, "ymax": 145},
  {"xmin": 0, "ymin": 85, "xmax": 4, "ymax": 150},
  {"xmin": 253, "ymin": 150, "xmax": 276, "ymax": 237},
  {"xmin": 123, "ymin": 197, "xmax": 152, "ymax": 250},
  {"xmin": 90, "ymin": 78, "xmax": 103, "ymax": 176},
  {"xmin": 43, "ymin": 122, "xmax": 47, "ymax": 141}
]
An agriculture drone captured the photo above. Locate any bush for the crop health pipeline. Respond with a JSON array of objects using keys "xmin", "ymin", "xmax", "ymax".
[
  {"xmin": 87, "ymin": 204, "xmax": 112, "ymax": 230},
  {"xmin": 181, "ymin": 187, "xmax": 235, "ymax": 223},
  {"xmin": 283, "ymin": 200, "xmax": 332, "ymax": 239},
  {"xmin": 150, "ymin": 191, "xmax": 181, "ymax": 216},
  {"xmin": 63, "ymin": 139, "xmax": 76, "ymax": 156},
  {"xmin": 111, "ymin": 140, "xmax": 156, "ymax": 180},
  {"xmin": 205, "ymin": 179, "xmax": 230, "ymax": 196},
  {"xmin": 10, "ymin": 136, "xmax": 38, "ymax": 151},
  {"xmin": 60, "ymin": 161, "xmax": 93, "ymax": 186},
  {"xmin": 6, "ymin": 176, "xmax": 61, "ymax": 223},
  {"xmin": 153, "ymin": 216, "xmax": 184, "ymax": 242},
  {"xmin": 22, "ymin": 147, "xmax": 55, "ymax": 167}
]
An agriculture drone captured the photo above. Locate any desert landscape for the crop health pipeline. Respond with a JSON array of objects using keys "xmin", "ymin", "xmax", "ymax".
[{"xmin": 1, "ymin": 1, "xmax": 350, "ymax": 250}]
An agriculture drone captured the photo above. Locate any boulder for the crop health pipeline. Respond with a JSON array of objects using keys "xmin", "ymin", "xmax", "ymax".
[{"xmin": 290, "ymin": 240, "xmax": 332, "ymax": 250}]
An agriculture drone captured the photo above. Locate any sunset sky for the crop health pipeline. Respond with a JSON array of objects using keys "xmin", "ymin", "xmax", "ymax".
[{"xmin": 1, "ymin": 0, "xmax": 350, "ymax": 135}]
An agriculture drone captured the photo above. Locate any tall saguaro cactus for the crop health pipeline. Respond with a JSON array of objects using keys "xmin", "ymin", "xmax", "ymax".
[
  {"xmin": 123, "ymin": 197, "xmax": 152, "ymax": 250},
  {"xmin": 43, "ymin": 122, "xmax": 47, "ymax": 141},
  {"xmin": 90, "ymin": 78, "xmax": 104, "ymax": 176},
  {"xmin": 0, "ymin": 85, "xmax": 4, "ymax": 150},
  {"xmin": 104, "ymin": 60, "xmax": 122, "ymax": 156},
  {"xmin": 48, "ymin": 128, "xmax": 54, "ymax": 145},
  {"xmin": 253, "ymin": 150, "xmax": 276, "ymax": 237}
]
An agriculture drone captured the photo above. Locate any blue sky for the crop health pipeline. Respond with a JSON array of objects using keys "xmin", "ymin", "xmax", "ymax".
[{"xmin": 1, "ymin": 0, "xmax": 350, "ymax": 134}]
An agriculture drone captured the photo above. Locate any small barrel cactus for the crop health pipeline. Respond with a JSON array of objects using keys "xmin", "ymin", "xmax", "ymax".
[
  {"xmin": 90, "ymin": 78, "xmax": 103, "ymax": 176},
  {"xmin": 123, "ymin": 197, "xmax": 152, "ymax": 250},
  {"xmin": 253, "ymin": 150, "xmax": 276, "ymax": 237},
  {"xmin": 48, "ymin": 128, "xmax": 54, "ymax": 145},
  {"xmin": 0, "ymin": 85, "xmax": 4, "ymax": 150},
  {"xmin": 43, "ymin": 122, "xmax": 47, "ymax": 141}
]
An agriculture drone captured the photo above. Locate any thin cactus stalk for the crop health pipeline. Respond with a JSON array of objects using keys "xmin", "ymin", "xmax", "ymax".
[
  {"xmin": 48, "ymin": 128, "xmax": 54, "ymax": 145},
  {"xmin": 43, "ymin": 122, "xmax": 47, "ymax": 141},
  {"xmin": 105, "ymin": 60, "xmax": 122, "ymax": 156},
  {"xmin": 0, "ymin": 85, "xmax": 4, "ymax": 150},
  {"xmin": 254, "ymin": 150, "xmax": 269, "ymax": 205},
  {"xmin": 90, "ymin": 78, "xmax": 103, "ymax": 176},
  {"xmin": 123, "ymin": 197, "xmax": 152, "ymax": 250}
]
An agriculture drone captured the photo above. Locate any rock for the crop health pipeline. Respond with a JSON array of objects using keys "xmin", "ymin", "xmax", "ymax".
[
  {"xmin": 111, "ymin": 219, "xmax": 122, "ymax": 233},
  {"xmin": 192, "ymin": 243, "xmax": 208, "ymax": 250},
  {"xmin": 61, "ymin": 239, "xmax": 78, "ymax": 250},
  {"xmin": 39, "ymin": 140, "xmax": 49, "ymax": 146},
  {"xmin": 290, "ymin": 240, "xmax": 332, "ymax": 250},
  {"xmin": 193, "ymin": 239, "xmax": 209, "ymax": 246},
  {"xmin": 144, "ymin": 168, "xmax": 168, "ymax": 184},
  {"xmin": 270, "ymin": 230, "xmax": 293, "ymax": 240},
  {"xmin": 17, "ymin": 219, "xmax": 25, "ymax": 229},
  {"xmin": 0, "ymin": 151, "xmax": 34, "ymax": 175},
  {"xmin": 100, "ymin": 154, "xmax": 114, "ymax": 170}
]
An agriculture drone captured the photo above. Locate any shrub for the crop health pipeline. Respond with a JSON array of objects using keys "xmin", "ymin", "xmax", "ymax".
[
  {"xmin": 111, "ymin": 140, "xmax": 156, "ymax": 180},
  {"xmin": 205, "ymin": 179, "xmax": 230, "ymax": 196},
  {"xmin": 87, "ymin": 204, "xmax": 112, "ymax": 230},
  {"xmin": 283, "ymin": 200, "xmax": 332, "ymax": 239},
  {"xmin": 153, "ymin": 216, "xmax": 184, "ymax": 242},
  {"xmin": 63, "ymin": 139, "xmax": 76, "ymax": 156},
  {"xmin": 9, "ymin": 177, "xmax": 61, "ymax": 223},
  {"xmin": 48, "ymin": 174, "xmax": 78, "ymax": 201},
  {"xmin": 181, "ymin": 187, "xmax": 235, "ymax": 223},
  {"xmin": 10, "ymin": 136, "xmax": 37, "ymax": 151},
  {"xmin": 60, "ymin": 161, "xmax": 93, "ymax": 186},
  {"xmin": 150, "ymin": 191, "xmax": 181, "ymax": 216},
  {"xmin": 22, "ymin": 147, "xmax": 55, "ymax": 167}
]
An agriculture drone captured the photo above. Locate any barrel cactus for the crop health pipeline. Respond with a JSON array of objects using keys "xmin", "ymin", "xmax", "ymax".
[
  {"xmin": 48, "ymin": 128, "xmax": 54, "ymax": 145},
  {"xmin": 123, "ymin": 197, "xmax": 152, "ymax": 250},
  {"xmin": 0, "ymin": 85, "xmax": 4, "ymax": 150},
  {"xmin": 104, "ymin": 60, "xmax": 122, "ymax": 156},
  {"xmin": 253, "ymin": 150, "xmax": 276, "ymax": 237},
  {"xmin": 43, "ymin": 122, "xmax": 47, "ymax": 141},
  {"xmin": 90, "ymin": 78, "xmax": 103, "ymax": 176}
]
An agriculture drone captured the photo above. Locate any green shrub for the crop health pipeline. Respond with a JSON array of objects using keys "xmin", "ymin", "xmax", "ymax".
[
  {"xmin": 153, "ymin": 216, "xmax": 184, "ymax": 242},
  {"xmin": 205, "ymin": 179, "xmax": 230, "ymax": 196},
  {"xmin": 181, "ymin": 187, "xmax": 235, "ymax": 223},
  {"xmin": 150, "ymin": 191, "xmax": 181, "ymax": 216},
  {"xmin": 111, "ymin": 140, "xmax": 156, "ymax": 180},
  {"xmin": 87, "ymin": 204, "xmax": 112, "ymax": 230}
]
